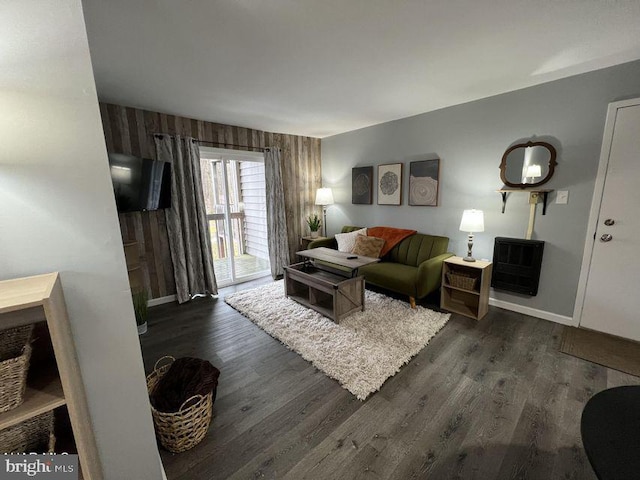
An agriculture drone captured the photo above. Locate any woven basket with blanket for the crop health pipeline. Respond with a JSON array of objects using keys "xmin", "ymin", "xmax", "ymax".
[{"xmin": 147, "ymin": 356, "xmax": 220, "ymax": 453}]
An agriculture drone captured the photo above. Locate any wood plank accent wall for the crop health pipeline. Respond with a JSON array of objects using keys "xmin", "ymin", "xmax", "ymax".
[{"xmin": 99, "ymin": 103, "xmax": 322, "ymax": 299}]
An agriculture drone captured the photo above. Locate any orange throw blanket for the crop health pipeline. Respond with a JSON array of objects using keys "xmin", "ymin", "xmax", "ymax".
[{"xmin": 367, "ymin": 226, "xmax": 417, "ymax": 257}]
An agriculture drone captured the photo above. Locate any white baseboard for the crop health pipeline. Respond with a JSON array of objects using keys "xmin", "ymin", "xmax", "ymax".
[
  {"xmin": 147, "ymin": 294, "xmax": 177, "ymax": 307},
  {"xmin": 489, "ymin": 297, "xmax": 577, "ymax": 326}
]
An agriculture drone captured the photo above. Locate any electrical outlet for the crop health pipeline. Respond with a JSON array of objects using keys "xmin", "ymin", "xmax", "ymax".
[{"xmin": 556, "ymin": 190, "xmax": 569, "ymax": 204}]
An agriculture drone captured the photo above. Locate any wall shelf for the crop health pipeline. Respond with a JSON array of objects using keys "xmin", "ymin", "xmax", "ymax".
[
  {"xmin": 496, "ymin": 188, "xmax": 553, "ymax": 215},
  {"xmin": 496, "ymin": 188, "xmax": 554, "ymax": 240}
]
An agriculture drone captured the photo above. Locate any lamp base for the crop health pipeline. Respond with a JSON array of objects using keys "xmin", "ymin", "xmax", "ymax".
[
  {"xmin": 464, "ymin": 233, "xmax": 476, "ymax": 262},
  {"xmin": 322, "ymin": 206, "xmax": 328, "ymax": 237}
]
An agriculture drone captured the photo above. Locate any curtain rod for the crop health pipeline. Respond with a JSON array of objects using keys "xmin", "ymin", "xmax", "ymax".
[
  {"xmin": 199, "ymin": 139, "xmax": 268, "ymax": 152},
  {"xmin": 152, "ymin": 133, "xmax": 269, "ymax": 152}
]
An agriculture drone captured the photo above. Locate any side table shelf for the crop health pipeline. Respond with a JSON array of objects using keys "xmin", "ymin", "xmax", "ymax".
[{"xmin": 441, "ymin": 257, "xmax": 492, "ymax": 320}]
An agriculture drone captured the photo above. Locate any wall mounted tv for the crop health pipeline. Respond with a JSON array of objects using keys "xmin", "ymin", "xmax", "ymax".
[{"xmin": 108, "ymin": 153, "xmax": 172, "ymax": 213}]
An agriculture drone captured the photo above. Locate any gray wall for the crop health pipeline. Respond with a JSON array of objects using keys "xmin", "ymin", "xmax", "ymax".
[
  {"xmin": 0, "ymin": 1, "xmax": 163, "ymax": 478},
  {"xmin": 321, "ymin": 60, "xmax": 640, "ymax": 318}
]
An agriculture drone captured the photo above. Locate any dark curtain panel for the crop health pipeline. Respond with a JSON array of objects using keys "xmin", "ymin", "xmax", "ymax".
[
  {"xmin": 155, "ymin": 134, "xmax": 217, "ymax": 303},
  {"xmin": 264, "ymin": 147, "xmax": 291, "ymax": 278}
]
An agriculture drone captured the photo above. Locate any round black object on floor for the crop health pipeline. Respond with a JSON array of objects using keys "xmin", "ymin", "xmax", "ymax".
[{"xmin": 581, "ymin": 386, "xmax": 640, "ymax": 480}]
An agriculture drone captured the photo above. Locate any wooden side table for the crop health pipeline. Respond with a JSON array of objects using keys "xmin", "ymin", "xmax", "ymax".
[
  {"xmin": 300, "ymin": 235, "xmax": 327, "ymax": 250},
  {"xmin": 441, "ymin": 256, "xmax": 492, "ymax": 320}
]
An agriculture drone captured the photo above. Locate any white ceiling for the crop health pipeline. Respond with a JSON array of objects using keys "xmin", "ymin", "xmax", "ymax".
[{"xmin": 82, "ymin": 0, "xmax": 640, "ymax": 138}]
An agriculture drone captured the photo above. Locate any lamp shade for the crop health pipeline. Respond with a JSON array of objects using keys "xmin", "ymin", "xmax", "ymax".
[
  {"xmin": 459, "ymin": 209, "xmax": 485, "ymax": 233},
  {"xmin": 525, "ymin": 164, "xmax": 542, "ymax": 178},
  {"xmin": 315, "ymin": 187, "xmax": 334, "ymax": 206}
]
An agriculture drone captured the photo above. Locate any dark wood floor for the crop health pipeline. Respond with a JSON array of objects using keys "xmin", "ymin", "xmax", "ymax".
[{"xmin": 140, "ymin": 279, "xmax": 640, "ymax": 480}]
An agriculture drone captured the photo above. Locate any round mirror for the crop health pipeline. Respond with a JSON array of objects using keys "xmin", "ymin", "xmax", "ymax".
[{"xmin": 500, "ymin": 141, "xmax": 557, "ymax": 188}]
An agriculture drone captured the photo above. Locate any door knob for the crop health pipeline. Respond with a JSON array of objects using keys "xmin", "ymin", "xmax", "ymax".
[
  {"xmin": 600, "ymin": 234, "xmax": 613, "ymax": 242},
  {"xmin": 604, "ymin": 219, "xmax": 615, "ymax": 226}
]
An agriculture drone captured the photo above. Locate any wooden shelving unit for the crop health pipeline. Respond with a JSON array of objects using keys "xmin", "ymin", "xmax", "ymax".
[
  {"xmin": 441, "ymin": 257, "xmax": 492, "ymax": 320},
  {"xmin": 0, "ymin": 273, "xmax": 102, "ymax": 479},
  {"xmin": 0, "ymin": 374, "xmax": 65, "ymax": 431}
]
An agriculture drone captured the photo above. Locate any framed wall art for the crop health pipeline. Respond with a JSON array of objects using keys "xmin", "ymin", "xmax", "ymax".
[
  {"xmin": 352, "ymin": 166, "xmax": 373, "ymax": 204},
  {"xmin": 377, "ymin": 163, "xmax": 403, "ymax": 205},
  {"xmin": 409, "ymin": 158, "xmax": 440, "ymax": 206}
]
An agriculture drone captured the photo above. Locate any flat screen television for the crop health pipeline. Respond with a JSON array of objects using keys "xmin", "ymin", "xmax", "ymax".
[{"xmin": 108, "ymin": 153, "xmax": 172, "ymax": 213}]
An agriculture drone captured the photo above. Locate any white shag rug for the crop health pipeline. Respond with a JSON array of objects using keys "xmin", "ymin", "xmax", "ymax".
[{"xmin": 224, "ymin": 281, "xmax": 450, "ymax": 400}]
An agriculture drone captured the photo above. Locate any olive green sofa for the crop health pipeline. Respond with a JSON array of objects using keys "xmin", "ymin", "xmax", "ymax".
[{"xmin": 309, "ymin": 226, "xmax": 453, "ymax": 307}]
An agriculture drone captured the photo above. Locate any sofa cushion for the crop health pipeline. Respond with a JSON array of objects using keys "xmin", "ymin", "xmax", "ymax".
[
  {"xmin": 359, "ymin": 262, "xmax": 418, "ymax": 296},
  {"xmin": 352, "ymin": 235, "xmax": 385, "ymax": 258},
  {"xmin": 335, "ymin": 228, "xmax": 367, "ymax": 252}
]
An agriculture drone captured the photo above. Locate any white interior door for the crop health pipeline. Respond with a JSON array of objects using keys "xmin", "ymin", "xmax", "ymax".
[{"xmin": 578, "ymin": 101, "xmax": 640, "ymax": 340}]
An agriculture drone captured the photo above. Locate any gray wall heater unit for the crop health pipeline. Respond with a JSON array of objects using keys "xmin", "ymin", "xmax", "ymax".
[{"xmin": 491, "ymin": 237, "xmax": 544, "ymax": 296}]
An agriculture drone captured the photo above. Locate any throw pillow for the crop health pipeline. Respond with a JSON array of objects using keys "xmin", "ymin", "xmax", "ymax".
[
  {"xmin": 335, "ymin": 228, "xmax": 367, "ymax": 252},
  {"xmin": 352, "ymin": 235, "xmax": 386, "ymax": 258}
]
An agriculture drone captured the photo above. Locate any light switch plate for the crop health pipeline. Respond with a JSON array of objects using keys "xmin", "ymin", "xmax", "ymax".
[{"xmin": 556, "ymin": 190, "xmax": 569, "ymax": 204}]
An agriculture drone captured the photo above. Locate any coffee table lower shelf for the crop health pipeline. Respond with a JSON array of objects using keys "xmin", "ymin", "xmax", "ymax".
[{"xmin": 284, "ymin": 262, "xmax": 365, "ymax": 323}]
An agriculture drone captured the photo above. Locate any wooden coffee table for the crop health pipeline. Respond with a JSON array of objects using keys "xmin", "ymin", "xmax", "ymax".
[
  {"xmin": 283, "ymin": 248, "xmax": 380, "ymax": 323},
  {"xmin": 295, "ymin": 247, "xmax": 380, "ymax": 277}
]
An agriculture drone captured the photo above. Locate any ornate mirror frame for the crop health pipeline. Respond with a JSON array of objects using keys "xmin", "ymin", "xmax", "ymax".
[{"xmin": 499, "ymin": 141, "xmax": 557, "ymax": 189}]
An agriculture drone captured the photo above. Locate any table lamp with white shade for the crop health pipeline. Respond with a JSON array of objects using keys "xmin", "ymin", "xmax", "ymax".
[
  {"xmin": 459, "ymin": 209, "xmax": 485, "ymax": 262},
  {"xmin": 315, "ymin": 188, "xmax": 334, "ymax": 237}
]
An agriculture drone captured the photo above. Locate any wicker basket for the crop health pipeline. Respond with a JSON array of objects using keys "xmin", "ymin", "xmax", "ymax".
[
  {"xmin": 0, "ymin": 325, "xmax": 33, "ymax": 361},
  {"xmin": 0, "ymin": 410, "xmax": 56, "ymax": 454},
  {"xmin": 146, "ymin": 356, "xmax": 213, "ymax": 453},
  {"xmin": 447, "ymin": 272, "xmax": 478, "ymax": 291},
  {"xmin": 0, "ymin": 325, "xmax": 34, "ymax": 413}
]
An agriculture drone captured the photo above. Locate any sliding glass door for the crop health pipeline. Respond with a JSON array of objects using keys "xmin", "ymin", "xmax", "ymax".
[{"xmin": 200, "ymin": 148, "xmax": 270, "ymax": 286}]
